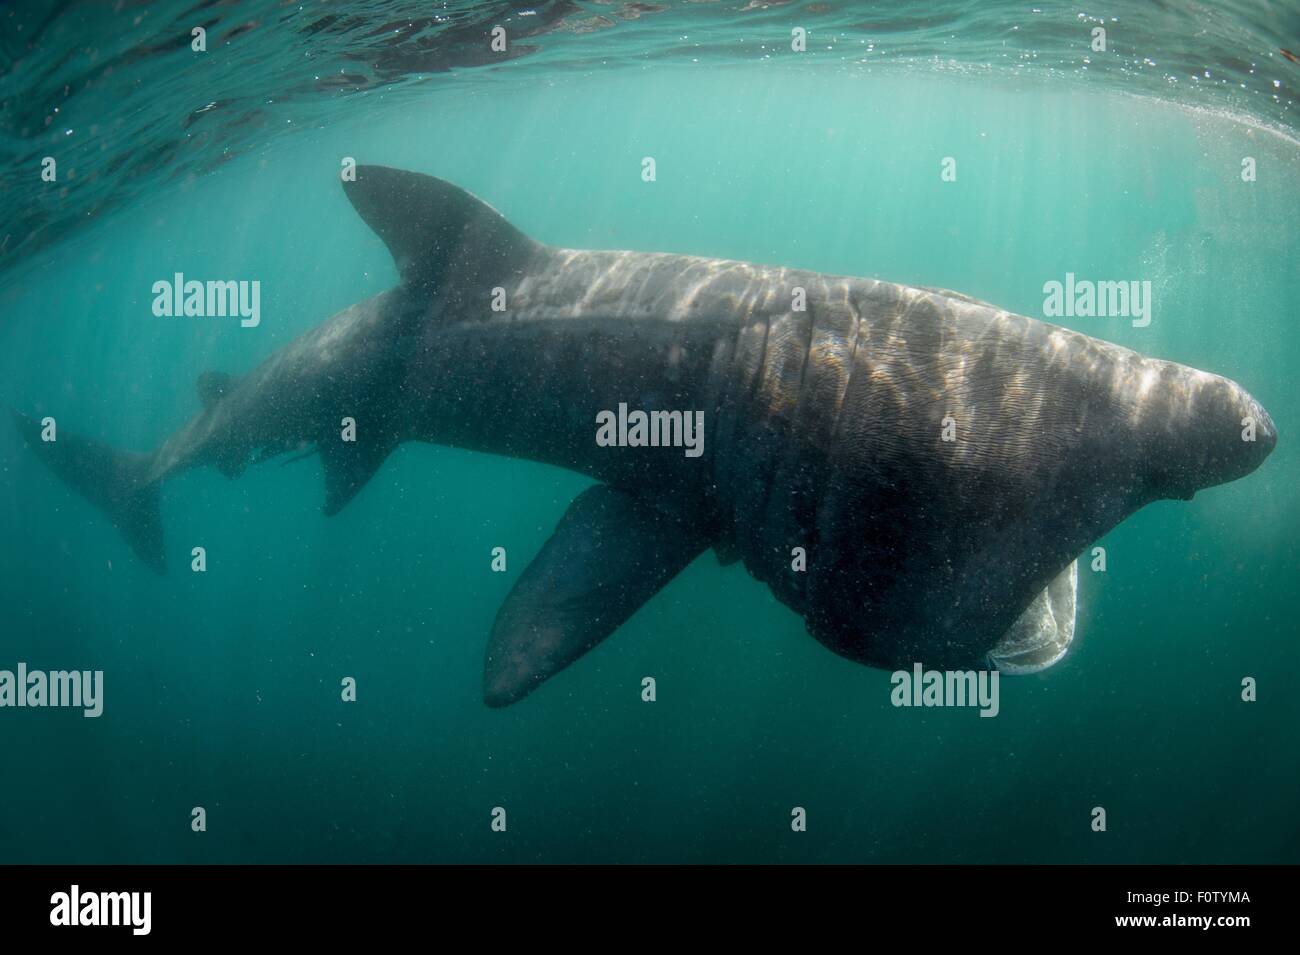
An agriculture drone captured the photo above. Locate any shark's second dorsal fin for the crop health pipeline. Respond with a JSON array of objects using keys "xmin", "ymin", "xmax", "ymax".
[
  {"xmin": 342, "ymin": 166, "xmax": 541, "ymax": 289},
  {"xmin": 197, "ymin": 371, "xmax": 239, "ymax": 409}
]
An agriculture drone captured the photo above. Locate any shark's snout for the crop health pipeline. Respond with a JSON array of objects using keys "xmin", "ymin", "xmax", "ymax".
[
  {"xmin": 1201, "ymin": 377, "xmax": 1275, "ymax": 487},
  {"xmin": 1157, "ymin": 371, "xmax": 1276, "ymax": 497},
  {"xmin": 1248, "ymin": 394, "xmax": 1278, "ymax": 457}
]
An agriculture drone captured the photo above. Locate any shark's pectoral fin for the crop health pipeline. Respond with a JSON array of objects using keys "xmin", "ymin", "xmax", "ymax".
[
  {"xmin": 713, "ymin": 536, "xmax": 742, "ymax": 566},
  {"xmin": 342, "ymin": 165, "xmax": 541, "ymax": 290},
  {"xmin": 318, "ymin": 431, "xmax": 397, "ymax": 516},
  {"xmin": 484, "ymin": 485, "xmax": 710, "ymax": 708},
  {"xmin": 990, "ymin": 560, "xmax": 1078, "ymax": 674}
]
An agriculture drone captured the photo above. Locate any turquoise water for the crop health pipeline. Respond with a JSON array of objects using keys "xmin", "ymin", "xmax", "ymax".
[{"xmin": 1, "ymin": 3, "xmax": 1298, "ymax": 863}]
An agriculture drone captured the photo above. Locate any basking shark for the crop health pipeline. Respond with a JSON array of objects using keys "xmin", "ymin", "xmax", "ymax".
[{"xmin": 15, "ymin": 166, "xmax": 1276, "ymax": 706}]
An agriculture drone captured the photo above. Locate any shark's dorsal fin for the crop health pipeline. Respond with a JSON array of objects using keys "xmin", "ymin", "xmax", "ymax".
[
  {"xmin": 342, "ymin": 165, "xmax": 541, "ymax": 289},
  {"xmin": 197, "ymin": 370, "xmax": 239, "ymax": 409}
]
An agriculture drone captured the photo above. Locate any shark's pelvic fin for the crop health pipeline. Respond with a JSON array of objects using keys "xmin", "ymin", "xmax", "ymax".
[
  {"xmin": 278, "ymin": 446, "xmax": 320, "ymax": 468},
  {"xmin": 11, "ymin": 411, "xmax": 166, "ymax": 573},
  {"xmin": 318, "ymin": 430, "xmax": 396, "ymax": 516},
  {"xmin": 342, "ymin": 165, "xmax": 541, "ymax": 290},
  {"xmin": 483, "ymin": 485, "xmax": 710, "ymax": 707}
]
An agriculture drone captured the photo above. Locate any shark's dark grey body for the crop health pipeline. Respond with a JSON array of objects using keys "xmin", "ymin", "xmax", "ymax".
[{"xmin": 16, "ymin": 166, "xmax": 1277, "ymax": 706}]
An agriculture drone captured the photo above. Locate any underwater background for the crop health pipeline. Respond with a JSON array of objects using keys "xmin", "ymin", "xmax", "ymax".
[{"xmin": 0, "ymin": 0, "xmax": 1297, "ymax": 863}]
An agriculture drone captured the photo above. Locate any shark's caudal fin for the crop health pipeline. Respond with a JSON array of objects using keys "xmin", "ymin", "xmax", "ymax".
[
  {"xmin": 11, "ymin": 412, "xmax": 166, "ymax": 573},
  {"xmin": 341, "ymin": 165, "xmax": 542, "ymax": 289}
]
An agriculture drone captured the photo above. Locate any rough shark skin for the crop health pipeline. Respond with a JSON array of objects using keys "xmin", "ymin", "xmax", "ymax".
[{"xmin": 14, "ymin": 166, "xmax": 1277, "ymax": 707}]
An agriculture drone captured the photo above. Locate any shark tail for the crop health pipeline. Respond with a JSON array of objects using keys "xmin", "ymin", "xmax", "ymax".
[{"xmin": 12, "ymin": 411, "xmax": 166, "ymax": 573}]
